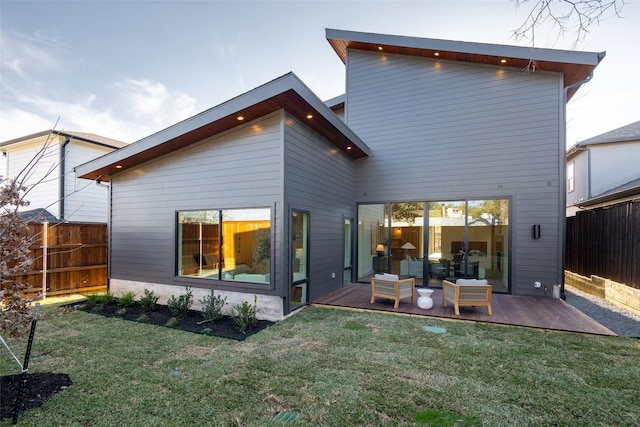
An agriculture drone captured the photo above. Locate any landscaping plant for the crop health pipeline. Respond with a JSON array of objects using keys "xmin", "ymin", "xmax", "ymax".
[
  {"xmin": 85, "ymin": 292, "xmax": 114, "ymax": 306},
  {"xmin": 167, "ymin": 286, "xmax": 193, "ymax": 319},
  {"xmin": 138, "ymin": 289, "xmax": 159, "ymax": 313},
  {"xmin": 198, "ymin": 286, "xmax": 227, "ymax": 323},
  {"xmin": 231, "ymin": 295, "xmax": 257, "ymax": 333},
  {"xmin": 117, "ymin": 291, "xmax": 136, "ymax": 307}
]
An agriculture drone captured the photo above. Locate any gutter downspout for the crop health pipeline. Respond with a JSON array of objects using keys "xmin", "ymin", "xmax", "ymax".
[
  {"xmin": 96, "ymin": 179, "xmax": 111, "ymax": 292},
  {"xmin": 561, "ymin": 70, "xmax": 594, "ymax": 300},
  {"xmin": 59, "ymin": 138, "xmax": 70, "ymax": 220}
]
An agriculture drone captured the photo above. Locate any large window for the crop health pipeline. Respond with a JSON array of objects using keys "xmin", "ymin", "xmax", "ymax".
[
  {"xmin": 358, "ymin": 199, "xmax": 509, "ymax": 292},
  {"xmin": 178, "ymin": 208, "xmax": 271, "ymax": 284}
]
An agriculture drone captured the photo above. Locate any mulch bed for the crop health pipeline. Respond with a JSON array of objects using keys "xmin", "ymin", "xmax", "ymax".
[
  {"xmin": 69, "ymin": 300, "xmax": 274, "ymax": 341},
  {"xmin": 0, "ymin": 372, "xmax": 72, "ymax": 421}
]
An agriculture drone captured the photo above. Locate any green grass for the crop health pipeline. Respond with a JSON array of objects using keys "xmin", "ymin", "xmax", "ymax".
[{"xmin": 2, "ymin": 302, "xmax": 639, "ymax": 426}]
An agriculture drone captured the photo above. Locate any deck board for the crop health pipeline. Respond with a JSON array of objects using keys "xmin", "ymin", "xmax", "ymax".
[{"xmin": 312, "ymin": 284, "xmax": 616, "ymax": 336}]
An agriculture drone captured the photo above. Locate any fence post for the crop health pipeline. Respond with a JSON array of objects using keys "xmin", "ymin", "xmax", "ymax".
[{"xmin": 42, "ymin": 221, "xmax": 48, "ymax": 298}]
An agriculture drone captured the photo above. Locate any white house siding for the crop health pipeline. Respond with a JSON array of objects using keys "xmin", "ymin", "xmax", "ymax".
[
  {"xmin": 63, "ymin": 141, "xmax": 114, "ymax": 222},
  {"xmin": 589, "ymin": 141, "xmax": 640, "ymax": 196},
  {"xmin": 5, "ymin": 137, "xmax": 62, "ymax": 218},
  {"xmin": 283, "ymin": 112, "xmax": 356, "ymax": 299},
  {"xmin": 346, "ymin": 50, "xmax": 564, "ymax": 295},
  {"xmin": 109, "ymin": 112, "xmax": 284, "ymax": 298}
]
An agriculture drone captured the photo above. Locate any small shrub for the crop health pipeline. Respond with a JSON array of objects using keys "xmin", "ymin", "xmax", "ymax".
[
  {"xmin": 166, "ymin": 317, "xmax": 179, "ymax": 327},
  {"xmin": 139, "ymin": 289, "xmax": 159, "ymax": 313},
  {"xmin": 137, "ymin": 314, "xmax": 149, "ymax": 322},
  {"xmin": 85, "ymin": 292, "xmax": 114, "ymax": 305},
  {"xmin": 231, "ymin": 295, "xmax": 258, "ymax": 334},
  {"xmin": 167, "ymin": 286, "xmax": 193, "ymax": 318},
  {"xmin": 118, "ymin": 290, "xmax": 136, "ymax": 307},
  {"xmin": 116, "ymin": 308, "xmax": 126, "ymax": 315},
  {"xmin": 199, "ymin": 286, "xmax": 227, "ymax": 323}
]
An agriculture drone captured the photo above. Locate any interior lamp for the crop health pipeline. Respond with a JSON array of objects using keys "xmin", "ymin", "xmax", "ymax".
[
  {"xmin": 401, "ymin": 242, "xmax": 416, "ymax": 259},
  {"xmin": 375, "ymin": 244, "xmax": 385, "ymax": 256}
]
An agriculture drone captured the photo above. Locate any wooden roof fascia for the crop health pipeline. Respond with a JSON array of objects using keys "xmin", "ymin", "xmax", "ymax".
[
  {"xmin": 75, "ymin": 73, "xmax": 369, "ymax": 182},
  {"xmin": 325, "ymin": 28, "xmax": 605, "ymax": 101}
]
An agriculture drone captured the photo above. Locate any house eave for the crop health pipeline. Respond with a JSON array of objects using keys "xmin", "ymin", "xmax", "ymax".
[
  {"xmin": 0, "ymin": 130, "xmax": 127, "ymax": 150},
  {"xmin": 326, "ymin": 28, "xmax": 604, "ymax": 101},
  {"xmin": 75, "ymin": 73, "xmax": 370, "ymax": 182}
]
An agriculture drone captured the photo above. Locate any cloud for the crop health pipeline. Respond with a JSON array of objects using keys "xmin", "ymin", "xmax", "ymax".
[
  {"xmin": 0, "ymin": 77, "xmax": 199, "ymax": 143},
  {"xmin": 117, "ymin": 78, "xmax": 197, "ymax": 128},
  {"xmin": 0, "ymin": 29, "xmax": 63, "ymax": 81}
]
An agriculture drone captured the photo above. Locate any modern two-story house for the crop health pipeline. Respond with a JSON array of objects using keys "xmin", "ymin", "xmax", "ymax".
[
  {"xmin": 1, "ymin": 130, "xmax": 127, "ymax": 223},
  {"xmin": 76, "ymin": 29, "xmax": 605, "ymax": 320}
]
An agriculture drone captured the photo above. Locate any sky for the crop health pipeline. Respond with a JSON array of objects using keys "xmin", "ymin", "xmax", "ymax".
[{"xmin": 1, "ymin": 0, "xmax": 638, "ymax": 148}]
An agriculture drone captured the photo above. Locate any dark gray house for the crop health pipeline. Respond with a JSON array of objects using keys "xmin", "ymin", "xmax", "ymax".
[{"xmin": 76, "ymin": 29, "xmax": 604, "ymax": 320}]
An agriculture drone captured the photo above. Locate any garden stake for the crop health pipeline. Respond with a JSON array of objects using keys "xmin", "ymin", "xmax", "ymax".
[{"xmin": 12, "ymin": 303, "xmax": 40, "ymax": 425}]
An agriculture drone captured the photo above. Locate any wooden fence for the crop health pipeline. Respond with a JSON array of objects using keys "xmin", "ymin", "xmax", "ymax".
[
  {"xmin": 566, "ymin": 200, "xmax": 639, "ymax": 289},
  {"xmin": 11, "ymin": 222, "xmax": 108, "ymax": 297}
]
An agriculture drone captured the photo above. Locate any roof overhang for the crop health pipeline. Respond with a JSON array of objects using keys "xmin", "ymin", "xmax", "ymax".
[
  {"xmin": 578, "ymin": 178, "xmax": 640, "ymax": 208},
  {"xmin": 76, "ymin": 72, "xmax": 370, "ymax": 182},
  {"xmin": 0, "ymin": 130, "xmax": 126, "ymax": 150},
  {"xmin": 326, "ymin": 28, "xmax": 605, "ymax": 101}
]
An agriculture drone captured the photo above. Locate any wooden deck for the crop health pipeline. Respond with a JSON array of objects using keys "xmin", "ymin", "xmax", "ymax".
[{"xmin": 312, "ymin": 284, "xmax": 616, "ymax": 336}]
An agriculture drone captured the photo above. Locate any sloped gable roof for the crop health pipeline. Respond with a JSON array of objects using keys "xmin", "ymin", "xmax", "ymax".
[
  {"xmin": 577, "ymin": 121, "xmax": 640, "ymax": 146},
  {"xmin": 75, "ymin": 72, "xmax": 370, "ymax": 182},
  {"xmin": 326, "ymin": 28, "xmax": 605, "ymax": 101},
  {"xmin": 0, "ymin": 130, "xmax": 127, "ymax": 149}
]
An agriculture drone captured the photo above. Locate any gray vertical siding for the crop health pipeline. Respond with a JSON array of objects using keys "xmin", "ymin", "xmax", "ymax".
[
  {"xmin": 284, "ymin": 112, "xmax": 356, "ymax": 299},
  {"xmin": 346, "ymin": 50, "xmax": 565, "ymax": 295},
  {"xmin": 110, "ymin": 112, "xmax": 284, "ymax": 295}
]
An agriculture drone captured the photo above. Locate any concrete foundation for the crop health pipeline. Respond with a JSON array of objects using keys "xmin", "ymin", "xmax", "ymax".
[{"xmin": 109, "ymin": 279, "xmax": 285, "ymax": 322}]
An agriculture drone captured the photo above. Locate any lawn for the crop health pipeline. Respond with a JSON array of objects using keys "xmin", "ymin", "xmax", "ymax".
[{"xmin": 1, "ymin": 298, "xmax": 639, "ymax": 426}]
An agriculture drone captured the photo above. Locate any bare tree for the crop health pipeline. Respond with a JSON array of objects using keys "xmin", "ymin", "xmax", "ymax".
[
  {"xmin": 513, "ymin": 0, "xmax": 625, "ymax": 47},
  {"xmin": 0, "ymin": 176, "xmax": 38, "ymax": 337},
  {"xmin": 0, "ymin": 131, "xmax": 63, "ymax": 337}
]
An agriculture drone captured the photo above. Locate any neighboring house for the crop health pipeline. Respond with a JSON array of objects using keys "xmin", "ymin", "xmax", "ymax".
[
  {"xmin": 566, "ymin": 121, "xmax": 640, "ymax": 216},
  {"xmin": 1, "ymin": 130, "xmax": 127, "ymax": 223},
  {"xmin": 76, "ymin": 29, "xmax": 604, "ymax": 320}
]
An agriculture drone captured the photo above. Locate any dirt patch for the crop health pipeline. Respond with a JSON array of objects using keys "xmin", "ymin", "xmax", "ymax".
[{"xmin": 0, "ymin": 372, "xmax": 72, "ymax": 421}]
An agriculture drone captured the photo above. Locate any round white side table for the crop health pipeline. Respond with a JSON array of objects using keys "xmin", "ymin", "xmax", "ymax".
[{"xmin": 416, "ymin": 288, "xmax": 434, "ymax": 309}]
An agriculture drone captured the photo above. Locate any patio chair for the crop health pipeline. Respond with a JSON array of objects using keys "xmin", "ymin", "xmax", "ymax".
[
  {"xmin": 442, "ymin": 279, "xmax": 492, "ymax": 315},
  {"xmin": 370, "ymin": 273, "xmax": 415, "ymax": 308}
]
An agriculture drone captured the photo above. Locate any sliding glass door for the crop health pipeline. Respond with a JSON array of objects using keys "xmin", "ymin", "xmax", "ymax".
[
  {"xmin": 358, "ymin": 199, "xmax": 509, "ymax": 292},
  {"xmin": 391, "ymin": 203, "xmax": 425, "ymax": 284},
  {"xmin": 426, "ymin": 199, "xmax": 509, "ymax": 292}
]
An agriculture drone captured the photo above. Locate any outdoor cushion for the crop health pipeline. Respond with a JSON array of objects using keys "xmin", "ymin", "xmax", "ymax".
[{"xmin": 456, "ymin": 279, "xmax": 488, "ymax": 286}]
